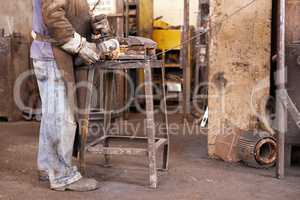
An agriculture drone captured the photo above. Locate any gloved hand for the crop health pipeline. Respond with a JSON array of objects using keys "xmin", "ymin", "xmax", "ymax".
[
  {"xmin": 61, "ymin": 32, "xmax": 99, "ymax": 65},
  {"xmin": 78, "ymin": 41, "xmax": 99, "ymax": 65},
  {"xmin": 97, "ymin": 39, "xmax": 120, "ymax": 59},
  {"xmin": 91, "ymin": 14, "xmax": 111, "ymax": 37}
]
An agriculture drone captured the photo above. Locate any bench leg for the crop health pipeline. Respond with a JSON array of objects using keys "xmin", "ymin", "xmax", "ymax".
[
  {"xmin": 144, "ymin": 61, "xmax": 158, "ymax": 188},
  {"xmin": 103, "ymin": 71, "xmax": 114, "ymax": 166},
  {"xmin": 79, "ymin": 67, "xmax": 95, "ymax": 174},
  {"xmin": 160, "ymin": 66, "xmax": 170, "ymax": 171}
]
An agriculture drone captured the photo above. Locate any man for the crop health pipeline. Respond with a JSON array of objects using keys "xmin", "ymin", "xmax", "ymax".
[{"xmin": 31, "ymin": 0, "xmax": 118, "ymax": 191}]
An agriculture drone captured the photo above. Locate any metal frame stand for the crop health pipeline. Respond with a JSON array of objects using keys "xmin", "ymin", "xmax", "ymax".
[{"xmin": 79, "ymin": 60, "xmax": 169, "ymax": 188}]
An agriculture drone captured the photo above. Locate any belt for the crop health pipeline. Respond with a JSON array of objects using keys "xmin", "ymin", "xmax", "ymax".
[{"xmin": 31, "ymin": 31, "xmax": 57, "ymax": 43}]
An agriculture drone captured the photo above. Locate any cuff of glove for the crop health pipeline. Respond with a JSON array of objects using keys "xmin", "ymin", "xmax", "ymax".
[
  {"xmin": 61, "ymin": 32, "xmax": 85, "ymax": 54},
  {"xmin": 97, "ymin": 39, "xmax": 120, "ymax": 54}
]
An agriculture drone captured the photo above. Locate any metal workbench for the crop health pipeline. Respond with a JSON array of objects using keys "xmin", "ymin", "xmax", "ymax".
[{"xmin": 78, "ymin": 59, "xmax": 170, "ymax": 188}]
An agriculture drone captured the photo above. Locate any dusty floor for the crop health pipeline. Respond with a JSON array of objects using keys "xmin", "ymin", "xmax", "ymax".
[{"xmin": 0, "ymin": 117, "xmax": 300, "ymax": 200}]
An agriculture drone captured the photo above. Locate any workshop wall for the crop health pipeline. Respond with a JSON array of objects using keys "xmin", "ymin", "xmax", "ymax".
[
  {"xmin": 0, "ymin": 0, "xmax": 32, "ymax": 39},
  {"xmin": 0, "ymin": 0, "xmax": 33, "ymax": 121},
  {"xmin": 154, "ymin": 0, "xmax": 199, "ymax": 26},
  {"xmin": 207, "ymin": 0, "xmax": 272, "ymax": 161},
  {"xmin": 0, "ymin": 0, "xmax": 32, "ymax": 72}
]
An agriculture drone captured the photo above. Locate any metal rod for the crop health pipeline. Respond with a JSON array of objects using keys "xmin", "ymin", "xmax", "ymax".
[
  {"xmin": 276, "ymin": 0, "xmax": 286, "ymax": 179},
  {"xmin": 161, "ymin": 65, "xmax": 170, "ymax": 170},
  {"xmin": 194, "ymin": 0, "xmax": 202, "ymax": 89},
  {"xmin": 182, "ymin": 0, "xmax": 191, "ymax": 117},
  {"xmin": 125, "ymin": 0, "xmax": 129, "ymax": 37}
]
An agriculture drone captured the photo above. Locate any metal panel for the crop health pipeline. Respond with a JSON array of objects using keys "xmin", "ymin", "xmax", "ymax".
[
  {"xmin": 286, "ymin": 45, "xmax": 300, "ymax": 142},
  {"xmin": 286, "ymin": 0, "xmax": 300, "ymax": 143},
  {"xmin": 284, "ymin": 0, "xmax": 300, "ymax": 170}
]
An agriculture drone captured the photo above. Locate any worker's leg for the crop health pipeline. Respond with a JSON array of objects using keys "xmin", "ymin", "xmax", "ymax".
[
  {"xmin": 33, "ymin": 59, "xmax": 82, "ymax": 189},
  {"xmin": 34, "ymin": 59, "xmax": 49, "ymax": 173}
]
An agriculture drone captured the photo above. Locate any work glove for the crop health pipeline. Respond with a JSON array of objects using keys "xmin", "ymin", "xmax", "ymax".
[
  {"xmin": 78, "ymin": 41, "xmax": 99, "ymax": 65},
  {"xmin": 61, "ymin": 32, "xmax": 100, "ymax": 65},
  {"xmin": 97, "ymin": 39, "xmax": 120, "ymax": 59},
  {"xmin": 91, "ymin": 14, "xmax": 112, "ymax": 38}
]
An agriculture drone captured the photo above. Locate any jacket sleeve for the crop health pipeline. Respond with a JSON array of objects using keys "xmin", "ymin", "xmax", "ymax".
[{"xmin": 42, "ymin": 0, "xmax": 75, "ymax": 45}]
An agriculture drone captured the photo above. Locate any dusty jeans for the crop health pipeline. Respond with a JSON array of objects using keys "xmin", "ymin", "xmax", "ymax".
[{"xmin": 33, "ymin": 59, "xmax": 82, "ymax": 188}]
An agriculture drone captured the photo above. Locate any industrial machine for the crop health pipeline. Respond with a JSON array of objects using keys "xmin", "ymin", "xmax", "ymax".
[{"xmin": 239, "ymin": 130, "xmax": 277, "ymax": 168}]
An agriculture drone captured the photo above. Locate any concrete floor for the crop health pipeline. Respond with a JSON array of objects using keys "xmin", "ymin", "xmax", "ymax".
[{"xmin": 0, "ymin": 118, "xmax": 300, "ymax": 200}]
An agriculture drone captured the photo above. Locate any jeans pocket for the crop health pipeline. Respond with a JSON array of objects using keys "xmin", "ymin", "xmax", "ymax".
[{"xmin": 33, "ymin": 60, "xmax": 48, "ymax": 81}]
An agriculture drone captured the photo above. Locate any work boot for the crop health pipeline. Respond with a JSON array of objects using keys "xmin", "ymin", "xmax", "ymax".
[
  {"xmin": 52, "ymin": 178, "xmax": 99, "ymax": 192},
  {"xmin": 38, "ymin": 170, "xmax": 49, "ymax": 182}
]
